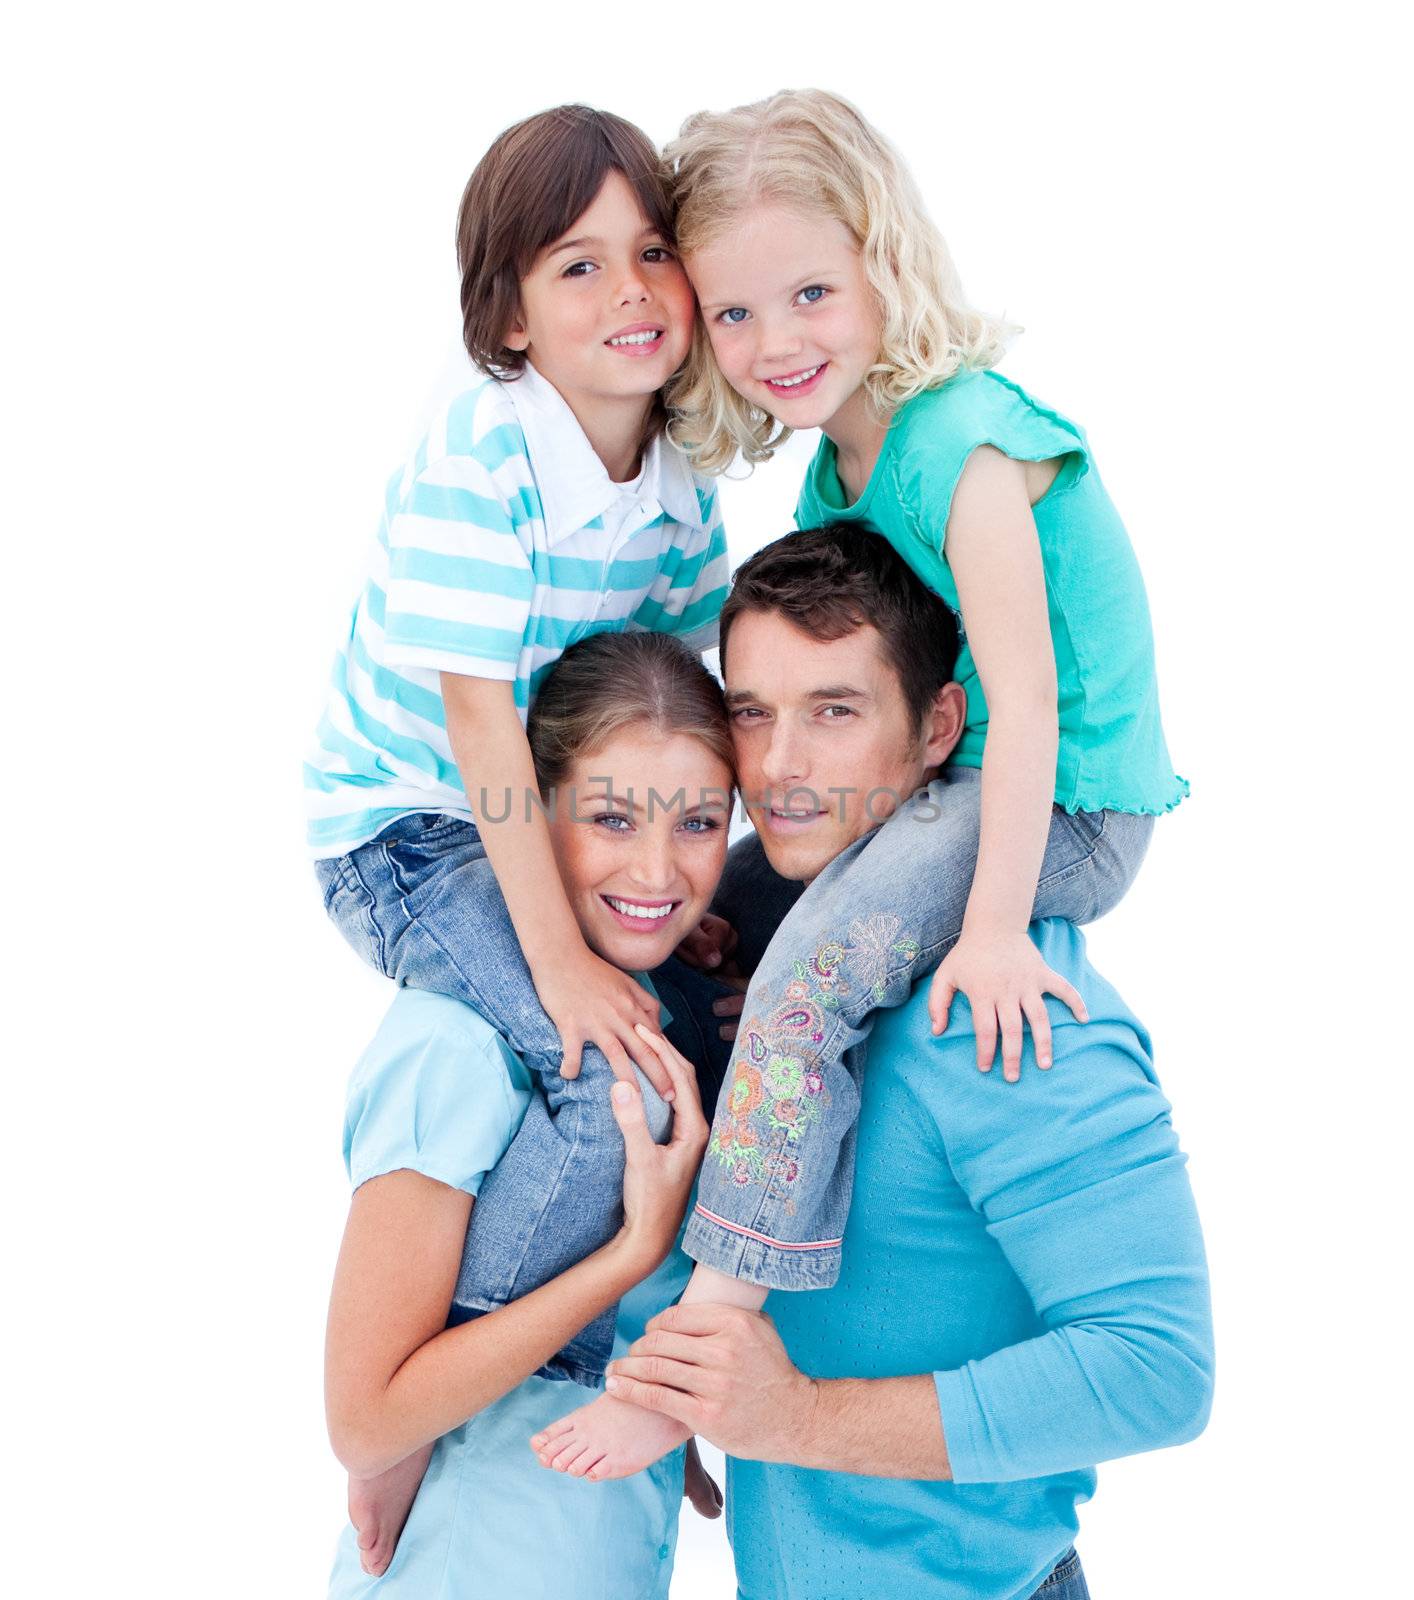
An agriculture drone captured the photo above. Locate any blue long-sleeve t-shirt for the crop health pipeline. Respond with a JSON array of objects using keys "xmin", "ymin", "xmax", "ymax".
[{"xmin": 727, "ymin": 920, "xmax": 1213, "ymax": 1600}]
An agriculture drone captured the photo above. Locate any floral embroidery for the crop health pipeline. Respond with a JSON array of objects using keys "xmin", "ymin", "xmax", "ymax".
[{"xmin": 706, "ymin": 909, "xmax": 920, "ymax": 1205}]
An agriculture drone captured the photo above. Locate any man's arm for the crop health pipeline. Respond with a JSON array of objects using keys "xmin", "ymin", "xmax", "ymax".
[
  {"xmin": 608, "ymin": 1010, "xmax": 1213, "ymax": 1480},
  {"xmin": 606, "ymin": 1304, "xmax": 952, "ymax": 1476}
]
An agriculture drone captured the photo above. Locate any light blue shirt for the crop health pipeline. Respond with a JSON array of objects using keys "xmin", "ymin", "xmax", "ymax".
[
  {"xmin": 328, "ymin": 988, "xmax": 691, "ymax": 1600},
  {"xmin": 727, "ymin": 921, "xmax": 1214, "ymax": 1600}
]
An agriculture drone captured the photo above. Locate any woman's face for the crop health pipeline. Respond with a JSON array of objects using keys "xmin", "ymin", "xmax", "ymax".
[
  {"xmin": 685, "ymin": 204, "xmax": 882, "ymax": 435},
  {"xmin": 547, "ymin": 724, "xmax": 733, "ymax": 971}
]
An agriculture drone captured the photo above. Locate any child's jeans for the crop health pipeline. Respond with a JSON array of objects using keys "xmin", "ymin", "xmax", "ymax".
[
  {"xmin": 682, "ymin": 765, "xmax": 1155, "ymax": 1290},
  {"xmin": 315, "ymin": 812, "xmax": 689, "ymax": 1387}
]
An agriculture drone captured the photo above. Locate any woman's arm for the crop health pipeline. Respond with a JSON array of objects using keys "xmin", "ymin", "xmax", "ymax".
[
  {"xmin": 441, "ymin": 672, "xmax": 665, "ymax": 1088},
  {"xmin": 928, "ymin": 446, "xmax": 1087, "ymax": 1080},
  {"xmin": 326, "ymin": 1028, "xmax": 707, "ymax": 1479}
]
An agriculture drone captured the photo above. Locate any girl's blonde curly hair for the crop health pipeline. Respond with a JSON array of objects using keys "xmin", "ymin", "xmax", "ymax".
[{"xmin": 664, "ymin": 89, "xmax": 1017, "ymax": 474}]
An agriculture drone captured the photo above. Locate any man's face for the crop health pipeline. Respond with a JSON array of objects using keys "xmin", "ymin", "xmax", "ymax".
[{"xmin": 724, "ymin": 610, "xmax": 964, "ymax": 883}]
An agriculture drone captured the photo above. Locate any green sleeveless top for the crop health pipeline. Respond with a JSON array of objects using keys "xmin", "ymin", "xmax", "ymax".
[{"xmin": 795, "ymin": 368, "xmax": 1188, "ymax": 816}]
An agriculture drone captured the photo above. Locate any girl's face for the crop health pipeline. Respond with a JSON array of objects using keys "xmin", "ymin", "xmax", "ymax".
[
  {"xmin": 506, "ymin": 172, "xmax": 695, "ymax": 431},
  {"xmin": 686, "ymin": 205, "xmax": 882, "ymax": 437},
  {"xmin": 547, "ymin": 724, "xmax": 733, "ymax": 972}
]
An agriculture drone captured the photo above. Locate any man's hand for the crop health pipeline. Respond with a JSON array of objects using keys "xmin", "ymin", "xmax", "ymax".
[
  {"xmin": 711, "ymin": 988, "xmax": 745, "ymax": 1043},
  {"xmin": 604, "ymin": 1304, "xmax": 817, "ymax": 1462},
  {"xmin": 674, "ymin": 912, "xmax": 739, "ymax": 972},
  {"xmin": 929, "ymin": 929, "xmax": 1088, "ymax": 1081}
]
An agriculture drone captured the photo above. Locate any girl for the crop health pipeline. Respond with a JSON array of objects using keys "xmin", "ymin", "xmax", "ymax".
[
  {"xmin": 308, "ymin": 104, "xmax": 730, "ymax": 1398},
  {"xmin": 326, "ymin": 632, "xmax": 731, "ymax": 1595},
  {"xmin": 535, "ymin": 87, "xmax": 1185, "ymax": 1482}
]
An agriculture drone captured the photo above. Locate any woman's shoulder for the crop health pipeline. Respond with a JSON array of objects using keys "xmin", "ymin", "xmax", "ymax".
[{"xmin": 343, "ymin": 990, "xmax": 534, "ymax": 1196}]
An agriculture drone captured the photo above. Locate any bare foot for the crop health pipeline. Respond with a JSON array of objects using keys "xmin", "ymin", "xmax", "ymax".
[
  {"xmin": 683, "ymin": 1438, "xmax": 723, "ymax": 1519},
  {"xmin": 530, "ymin": 1392, "xmax": 691, "ymax": 1482},
  {"xmin": 347, "ymin": 1444, "xmax": 433, "ymax": 1576}
]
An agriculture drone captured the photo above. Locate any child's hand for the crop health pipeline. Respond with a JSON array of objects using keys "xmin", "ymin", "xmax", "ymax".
[
  {"xmin": 537, "ymin": 946, "xmax": 672, "ymax": 1097},
  {"xmin": 929, "ymin": 931, "xmax": 1089, "ymax": 1082},
  {"xmin": 674, "ymin": 912, "xmax": 738, "ymax": 972}
]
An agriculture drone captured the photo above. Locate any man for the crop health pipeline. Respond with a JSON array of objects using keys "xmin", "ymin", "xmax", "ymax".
[{"xmin": 606, "ymin": 525, "xmax": 1213, "ymax": 1600}]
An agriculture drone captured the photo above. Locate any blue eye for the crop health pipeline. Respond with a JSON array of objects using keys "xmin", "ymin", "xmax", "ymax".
[
  {"xmin": 797, "ymin": 285, "xmax": 827, "ymax": 305},
  {"xmin": 593, "ymin": 812, "xmax": 632, "ymax": 831},
  {"xmin": 680, "ymin": 815, "xmax": 723, "ymax": 834},
  {"xmin": 717, "ymin": 307, "xmax": 749, "ymax": 325}
]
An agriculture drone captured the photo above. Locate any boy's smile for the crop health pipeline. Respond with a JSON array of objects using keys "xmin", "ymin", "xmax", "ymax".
[{"xmin": 506, "ymin": 172, "xmax": 694, "ymax": 468}]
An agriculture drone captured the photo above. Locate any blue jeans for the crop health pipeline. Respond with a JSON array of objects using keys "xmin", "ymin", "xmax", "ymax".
[
  {"xmin": 1031, "ymin": 1548, "xmax": 1089, "ymax": 1599},
  {"xmin": 316, "ymin": 813, "xmax": 690, "ymax": 1386},
  {"xmin": 683, "ymin": 765, "xmax": 1155, "ymax": 1289}
]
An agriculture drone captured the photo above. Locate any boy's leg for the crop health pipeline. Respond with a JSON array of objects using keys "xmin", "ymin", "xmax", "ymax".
[
  {"xmin": 450, "ymin": 1036, "xmax": 669, "ymax": 1385},
  {"xmin": 322, "ymin": 812, "xmax": 669, "ymax": 1384}
]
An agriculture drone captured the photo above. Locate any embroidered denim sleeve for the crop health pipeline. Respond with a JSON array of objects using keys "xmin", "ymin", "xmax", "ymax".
[{"xmin": 707, "ymin": 914, "xmax": 920, "ymax": 1203}]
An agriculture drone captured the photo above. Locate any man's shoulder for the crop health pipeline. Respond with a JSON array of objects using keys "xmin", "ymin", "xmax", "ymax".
[{"xmin": 876, "ymin": 921, "xmax": 1159, "ymax": 1121}]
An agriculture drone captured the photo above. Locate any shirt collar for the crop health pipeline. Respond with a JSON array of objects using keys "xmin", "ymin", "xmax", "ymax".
[{"xmin": 505, "ymin": 362, "xmax": 702, "ymax": 543}]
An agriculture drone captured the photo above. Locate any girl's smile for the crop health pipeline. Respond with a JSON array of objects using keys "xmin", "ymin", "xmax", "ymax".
[
  {"xmin": 761, "ymin": 361, "xmax": 829, "ymax": 397},
  {"xmin": 687, "ymin": 207, "xmax": 882, "ymax": 439}
]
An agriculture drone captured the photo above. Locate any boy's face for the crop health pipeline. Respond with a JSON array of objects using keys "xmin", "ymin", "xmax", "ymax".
[
  {"xmin": 686, "ymin": 205, "xmax": 882, "ymax": 438},
  {"xmin": 506, "ymin": 172, "xmax": 694, "ymax": 433},
  {"xmin": 723, "ymin": 610, "xmax": 965, "ymax": 884}
]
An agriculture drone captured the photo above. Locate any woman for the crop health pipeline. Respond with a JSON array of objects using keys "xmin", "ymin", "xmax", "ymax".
[{"xmin": 324, "ymin": 631, "xmax": 735, "ymax": 1597}]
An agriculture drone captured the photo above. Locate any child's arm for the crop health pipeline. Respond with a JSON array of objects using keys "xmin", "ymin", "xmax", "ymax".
[
  {"xmin": 927, "ymin": 446, "xmax": 1088, "ymax": 1081},
  {"xmin": 442, "ymin": 672, "xmax": 666, "ymax": 1090}
]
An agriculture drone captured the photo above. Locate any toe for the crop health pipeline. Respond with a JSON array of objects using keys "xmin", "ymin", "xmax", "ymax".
[{"xmin": 531, "ymin": 1415, "xmax": 576, "ymax": 1452}]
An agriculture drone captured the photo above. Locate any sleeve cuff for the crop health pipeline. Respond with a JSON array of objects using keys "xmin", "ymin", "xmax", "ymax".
[{"xmin": 932, "ymin": 1366, "xmax": 988, "ymax": 1484}]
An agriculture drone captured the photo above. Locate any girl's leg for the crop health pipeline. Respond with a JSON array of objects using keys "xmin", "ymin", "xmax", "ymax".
[
  {"xmin": 535, "ymin": 776, "xmax": 1156, "ymax": 1480},
  {"xmin": 322, "ymin": 812, "xmax": 670, "ymax": 1385},
  {"xmin": 683, "ymin": 769, "xmax": 1152, "ymax": 1294}
]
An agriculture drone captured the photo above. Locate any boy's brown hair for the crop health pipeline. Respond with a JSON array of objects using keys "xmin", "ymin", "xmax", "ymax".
[
  {"xmin": 719, "ymin": 525, "xmax": 962, "ymax": 734},
  {"xmin": 457, "ymin": 105, "xmax": 675, "ymax": 379}
]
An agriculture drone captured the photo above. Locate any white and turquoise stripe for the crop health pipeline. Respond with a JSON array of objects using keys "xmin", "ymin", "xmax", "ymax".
[{"xmin": 305, "ymin": 373, "xmax": 730, "ymax": 858}]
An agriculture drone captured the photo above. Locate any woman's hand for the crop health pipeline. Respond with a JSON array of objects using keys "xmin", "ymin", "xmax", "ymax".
[
  {"xmin": 613, "ymin": 1024, "xmax": 709, "ymax": 1272},
  {"xmin": 535, "ymin": 943, "xmax": 672, "ymax": 1096},
  {"xmin": 929, "ymin": 930, "xmax": 1088, "ymax": 1081}
]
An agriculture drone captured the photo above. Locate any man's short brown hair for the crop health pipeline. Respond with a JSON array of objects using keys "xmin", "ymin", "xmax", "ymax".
[
  {"xmin": 456, "ymin": 105, "xmax": 675, "ymax": 379},
  {"xmin": 719, "ymin": 525, "xmax": 962, "ymax": 732}
]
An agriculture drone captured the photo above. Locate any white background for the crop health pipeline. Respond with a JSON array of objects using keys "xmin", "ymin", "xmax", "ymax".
[{"xmin": 5, "ymin": 3, "xmax": 1409, "ymax": 1595}]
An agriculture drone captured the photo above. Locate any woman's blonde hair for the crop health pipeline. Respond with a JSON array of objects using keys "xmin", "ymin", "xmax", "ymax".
[{"xmin": 665, "ymin": 89, "xmax": 1017, "ymax": 473}]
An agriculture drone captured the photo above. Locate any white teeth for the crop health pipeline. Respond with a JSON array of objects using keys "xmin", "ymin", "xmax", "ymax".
[
  {"xmin": 609, "ymin": 330, "xmax": 661, "ymax": 346},
  {"xmin": 768, "ymin": 365, "xmax": 821, "ymax": 388},
  {"xmin": 606, "ymin": 897, "xmax": 674, "ymax": 920}
]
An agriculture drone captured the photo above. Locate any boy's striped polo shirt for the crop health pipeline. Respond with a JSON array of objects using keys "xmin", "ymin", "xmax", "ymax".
[{"xmin": 305, "ymin": 362, "xmax": 729, "ymax": 858}]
